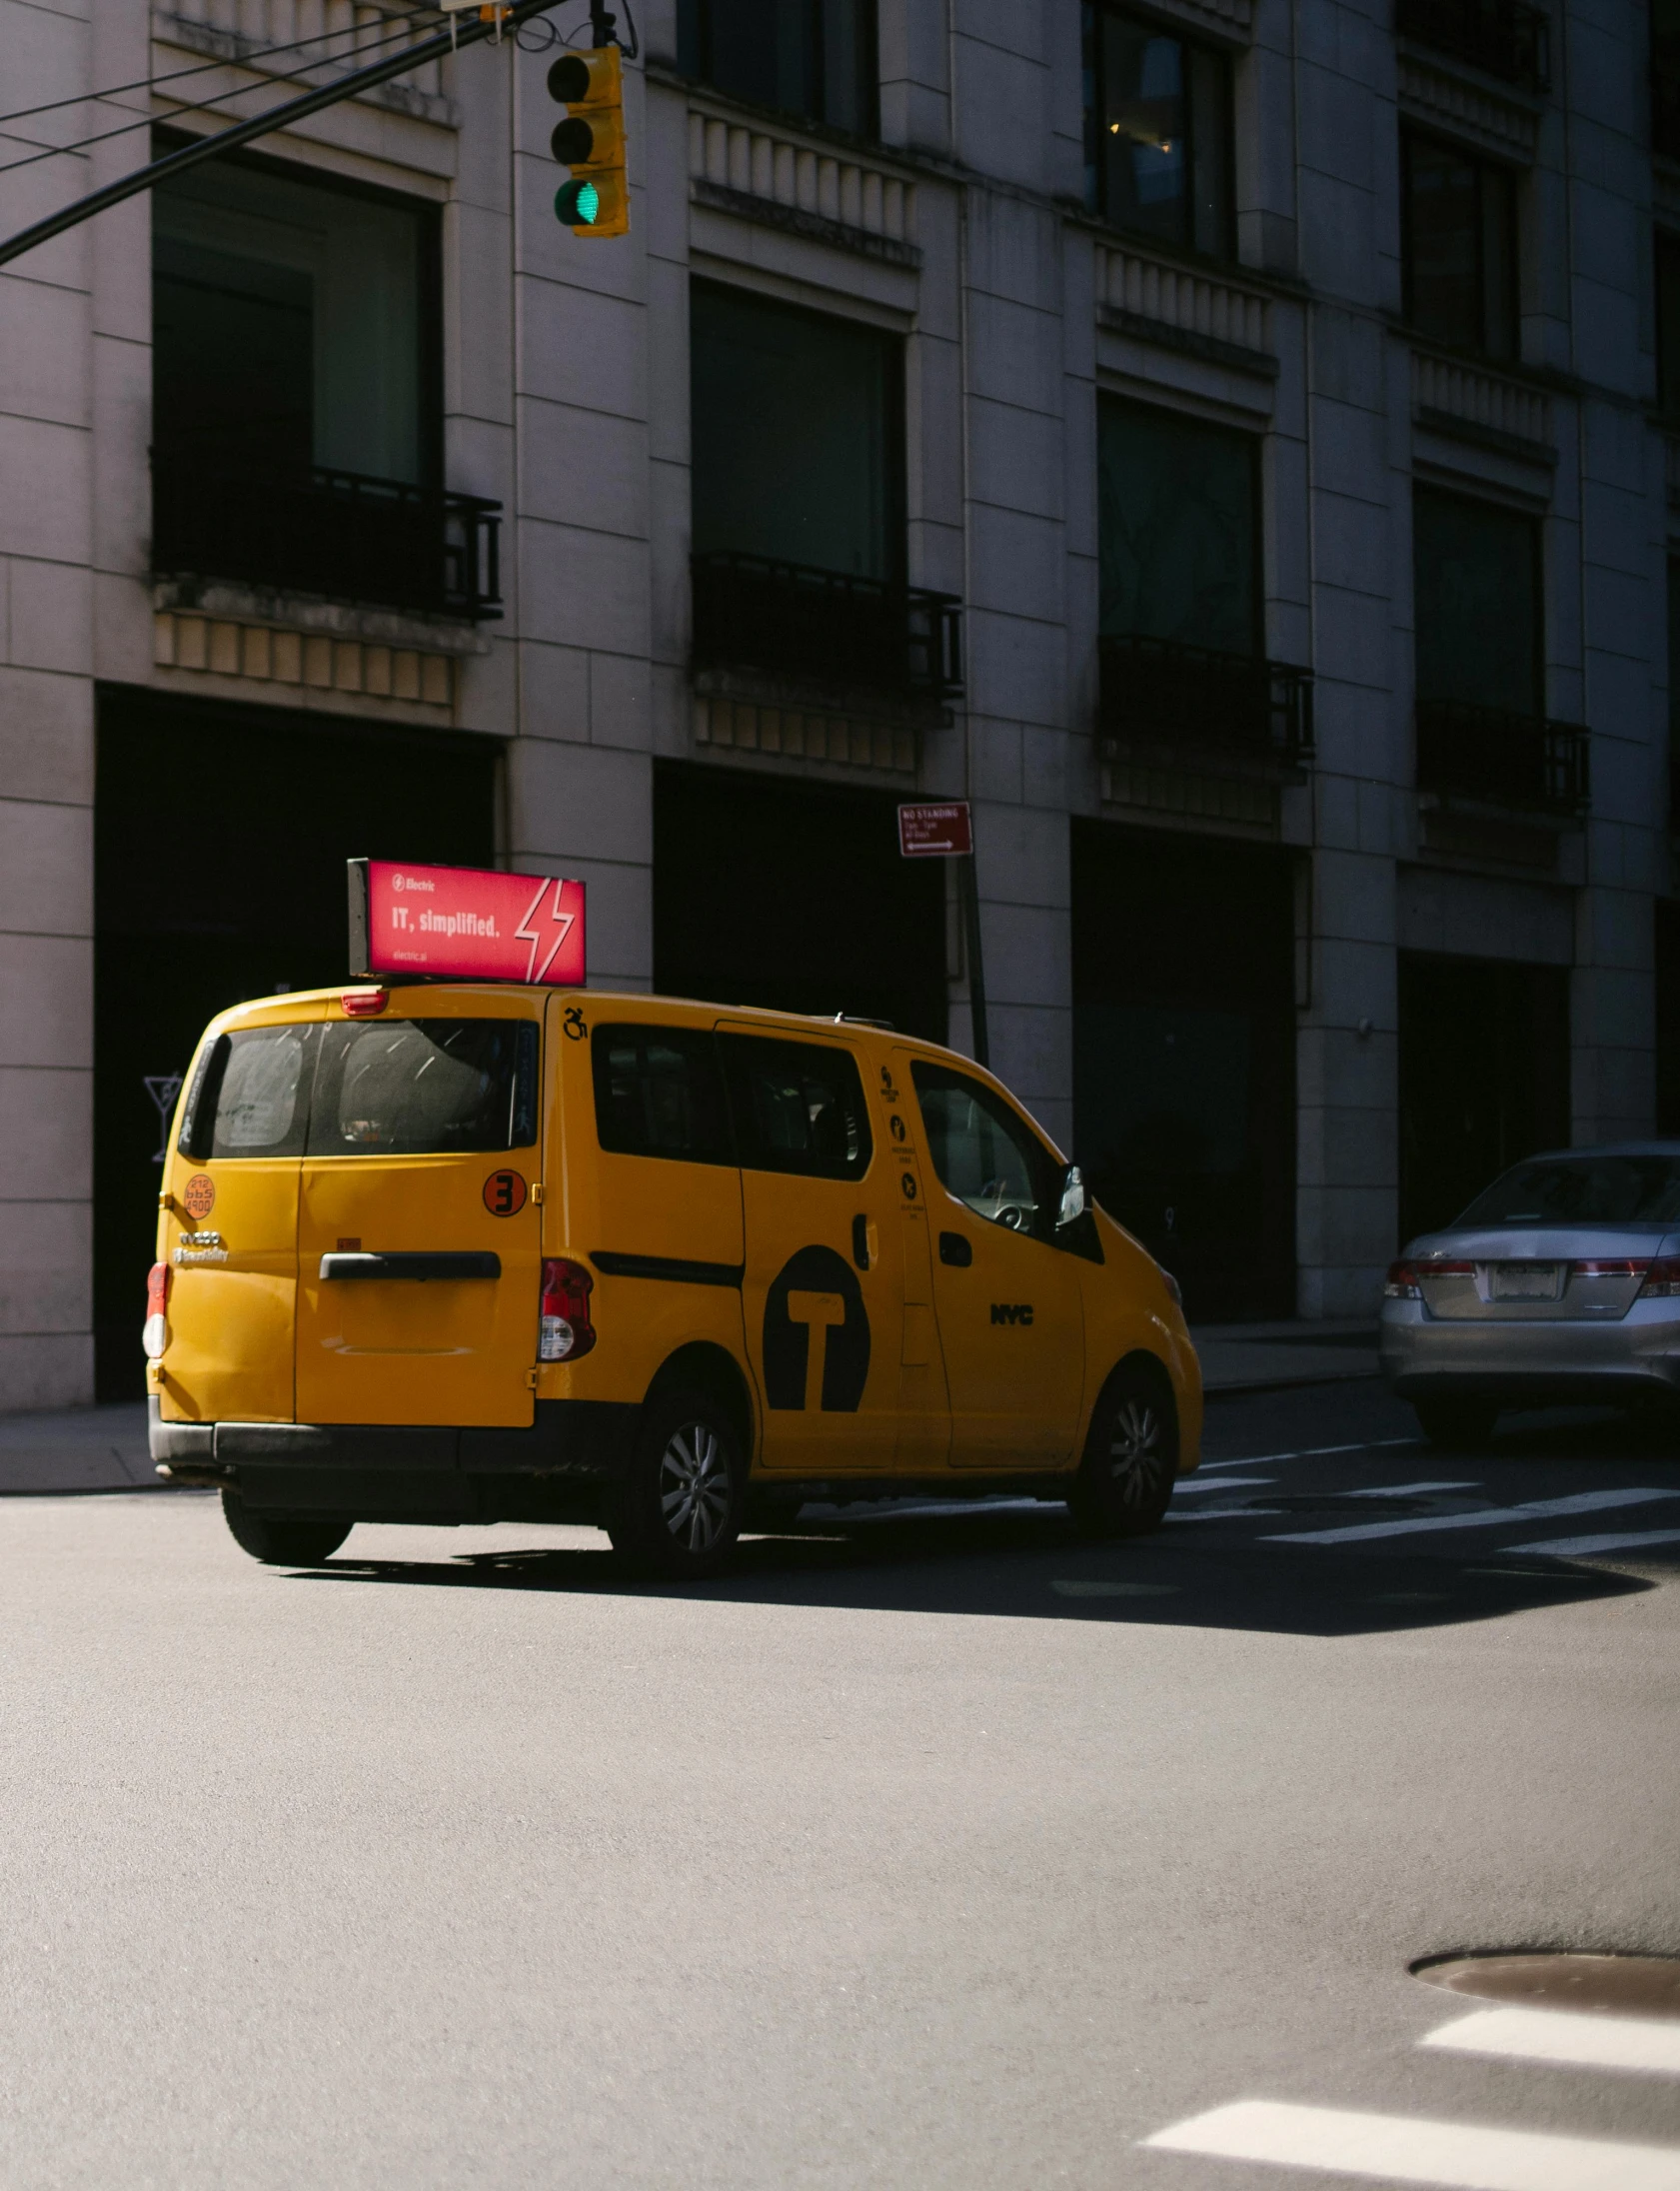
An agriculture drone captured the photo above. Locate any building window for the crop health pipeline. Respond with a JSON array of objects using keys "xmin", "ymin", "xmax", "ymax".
[
  {"xmin": 152, "ymin": 149, "xmax": 438, "ymax": 487},
  {"xmin": 1083, "ymin": 4, "xmax": 1233, "ymax": 259},
  {"xmin": 1659, "ymin": 232, "xmax": 1680, "ymax": 418},
  {"xmin": 1099, "ymin": 398, "xmax": 1256, "ymax": 655},
  {"xmin": 1655, "ymin": 0, "xmax": 1680, "ymax": 159},
  {"xmin": 1413, "ymin": 488, "xmax": 1539, "ymax": 717},
  {"xmin": 1401, "ymin": 131, "xmax": 1518, "ymax": 360},
  {"xmin": 677, "ymin": 0, "xmax": 877, "ymax": 137},
  {"xmin": 150, "ymin": 149, "xmax": 501, "ymax": 622}
]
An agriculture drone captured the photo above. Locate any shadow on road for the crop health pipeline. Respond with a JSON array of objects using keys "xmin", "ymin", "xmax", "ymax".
[{"xmin": 295, "ymin": 1504, "xmax": 1658, "ymax": 1638}]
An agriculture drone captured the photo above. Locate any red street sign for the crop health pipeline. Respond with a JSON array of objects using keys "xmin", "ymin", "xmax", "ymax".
[
  {"xmin": 897, "ymin": 801, "xmax": 972, "ymax": 857},
  {"xmin": 348, "ymin": 859, "xmax": 586, "ymax": 986}
]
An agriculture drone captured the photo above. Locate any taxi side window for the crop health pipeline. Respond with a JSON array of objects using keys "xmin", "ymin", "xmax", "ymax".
[
  {"xmin": 592, "ymin": 1025, "xmax": 734, "ymax": 1166},
  {"xmin": 721, "ymin": 1037, "xmax": 871, "ymax": 1180},
  {"xmin": 181, "ymin": 1027, "xmax": 315, "ymax": 1159},
  {"xmin": 912, "ymin": 1062, "xmax": 1056, "ymax": 1241}
]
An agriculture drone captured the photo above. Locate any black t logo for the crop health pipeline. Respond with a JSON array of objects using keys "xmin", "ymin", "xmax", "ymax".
[{"xmin": 763, "ymin": 1245, "xmax": 870, "ymax": 1411}]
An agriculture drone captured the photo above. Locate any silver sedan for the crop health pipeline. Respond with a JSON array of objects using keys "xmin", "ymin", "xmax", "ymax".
[{"xmin": 1379, "ymin": 1141, "xmax": 1680, "ymax": 1444}]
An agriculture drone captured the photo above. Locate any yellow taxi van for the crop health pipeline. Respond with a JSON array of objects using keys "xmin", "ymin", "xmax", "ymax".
[{"xmin": 147, "ymin": 982, "xmax": 1203, "ymax": 1576}]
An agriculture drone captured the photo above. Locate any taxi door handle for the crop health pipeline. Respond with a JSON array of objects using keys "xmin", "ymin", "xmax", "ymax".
[
  {"xmin": 938, "ymin": 1231, "xmax": 972, "ymax": 1267},
  {"xmin": 851, "ymin": 1214, "xmax": 870, "ymax": 1271}
]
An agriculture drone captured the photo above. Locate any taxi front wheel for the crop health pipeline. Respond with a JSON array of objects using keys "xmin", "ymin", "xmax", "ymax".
[
  {"xmin": 1069, "ymin": 1367, "xmax": 1177, "ymax": 1539},
  {"xmin": 606, "ymin": 1386, "xmax": 746, "ymax": 1579},
  {"xmin": 221, "ymin": 1489, "xmax": 351, "ymax": 1567}
]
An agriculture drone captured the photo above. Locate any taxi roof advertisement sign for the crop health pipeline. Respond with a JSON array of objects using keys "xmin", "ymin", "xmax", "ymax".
[{"xmin": 348, "ymin": 859, "xmax": 587, "ymax": 986}]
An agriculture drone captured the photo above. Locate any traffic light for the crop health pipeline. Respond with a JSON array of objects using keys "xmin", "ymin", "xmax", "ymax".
[{"xmin": 548, "ymin": 47, "xmax": 629, "ymax": 237}]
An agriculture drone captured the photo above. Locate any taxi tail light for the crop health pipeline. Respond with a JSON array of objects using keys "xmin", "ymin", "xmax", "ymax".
[
  {"xmin": 143, "ymin": 1261, "xmax": 169, "ymax": 1358},
  {"xmin": 539, "ymin": 1258, "xmax": 596, "ymax": 1360},
  {"xmin": 1637, "ymin": 1257, "xmax": 1680, "ymax": 1297}
]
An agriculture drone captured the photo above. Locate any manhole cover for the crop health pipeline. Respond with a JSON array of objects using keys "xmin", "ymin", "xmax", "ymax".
[{"xmin": 1413, "ymin": 1951, "xmax": 1680, "ymax": 2020}]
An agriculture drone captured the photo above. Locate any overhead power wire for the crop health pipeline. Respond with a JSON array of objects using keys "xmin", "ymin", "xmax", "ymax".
[
  {"xmin": 0, "ymin": 9, "xmax": 452, "ymax": 132},
  {"xmin": 0, "ymin": 0, "xmax": 568, "ymax": 271},
  {"xmin": 0, "ymin": 13, "xmax": 434, "ymax": 180}
]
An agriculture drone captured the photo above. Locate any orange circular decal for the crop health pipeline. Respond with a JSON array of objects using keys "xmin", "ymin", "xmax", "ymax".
[
  {"xmin": 183, "ymin": 1173, "xmax": 216, "ymax": 1219},
  {"xmin": 483, "ymin": 1169, "xmax": 528, "ymax": 1217}
]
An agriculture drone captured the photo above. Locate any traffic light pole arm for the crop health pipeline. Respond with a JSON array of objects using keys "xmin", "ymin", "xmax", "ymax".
[{"xmin": 0, "ymin": 0, "xmax": 565, "ymax": 272}]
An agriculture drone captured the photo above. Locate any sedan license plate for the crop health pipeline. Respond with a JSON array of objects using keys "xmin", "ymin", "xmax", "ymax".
[{"xmin": 1488, "ymin": 1261, "xmax": 1564, "ymax": 1301}]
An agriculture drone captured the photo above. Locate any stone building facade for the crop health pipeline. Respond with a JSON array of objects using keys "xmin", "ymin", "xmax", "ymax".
[{"xmin": 0, "ymin": 0, "xmax": 1674, "ymax": 1406}]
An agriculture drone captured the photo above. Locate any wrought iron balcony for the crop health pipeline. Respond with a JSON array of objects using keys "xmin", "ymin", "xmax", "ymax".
[
  {"xmin": 1395, "ymin": 0, "xmax": 1550, "ymax": 93},
  {"xmin": 151, "ymin": 449, "xmax": 503, "ymax": 622},
  {"xmin": 1097, "ymin": 633, "xmax": 1314, "ymax": 770},
  {"xmin": 691, "ymin": 551, "xmax": 962, "ymax": 701},
  {"xmin": 1416, "ymin": 698, "xmax": 1589, "ymax": 814}
]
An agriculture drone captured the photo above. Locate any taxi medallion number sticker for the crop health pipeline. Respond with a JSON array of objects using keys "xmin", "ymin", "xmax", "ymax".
[
  {"xmin": 183, "ymin": 1173, "xmax": 216, "ymax": 1220},
  {"xmin": 484, "ymin": 1169, "xmax": 528, "ymax": 1216}
]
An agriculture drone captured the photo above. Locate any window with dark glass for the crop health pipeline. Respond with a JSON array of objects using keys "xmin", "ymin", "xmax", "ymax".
[
  {"xmin": 306, "ymin": 1021, "xmax": 538, "ymax": 1155},
  {"xmin": 1655, "ymin": 0, "xmax": 1680, "ymax": 159},
  {"xmin": 1098, "ymin": 398, "xmax": 1257, "ymax": 654},
  {"xmin": 720, "ymin": 1037, "xmax": 872, "ymax": 1180},
  {"xmin": 1659, "ymin": 232, "xmax": 1680, "ymax": 419},
  {"xmin": 911, "ymin": 1063, "xmax": 1060, "ymax": 1243},
  {"xmin": 678, "ymin": 0, "xmax": 877, "ymax": 136},
  {"xmin": 152, "ymin": 150, "xmax": 439, "ymax": 486},
  {"xmin": 690, "ymin": 281, "xmax": 902, "ymax": 582},
  {"xmin": 1401, "ymin": 131, "xmax": 1518, "ymax": 359},
  {"xmin": 592, "ymin": 1025, "xmax": 735, "ymax": 1165},
  {"xmin": 1083, "ymin": 4, "xmax": 1233, "ymax": 258},
  {"xmin": 182, "ymin": 1026, "xmax": 317, "ymax": 1159},
  {"xmin": 1412, "ymin": 488, "xmax": 1540, "ymax": 716}
]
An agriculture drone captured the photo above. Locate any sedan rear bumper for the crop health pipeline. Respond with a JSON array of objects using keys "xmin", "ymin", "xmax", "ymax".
[{"xmin": 1380, "ymin": 1301, "xmax": 1680, "ymax": 1406}]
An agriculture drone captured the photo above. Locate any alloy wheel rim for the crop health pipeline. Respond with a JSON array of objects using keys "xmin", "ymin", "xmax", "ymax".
[
  {"xmin": 1106, "ymin": 1396, "xmax": 1165, "ymax": 1508},
  {"xmin": 660, "ymin": 1421, "xmax": 732, "ymax": 1551}
]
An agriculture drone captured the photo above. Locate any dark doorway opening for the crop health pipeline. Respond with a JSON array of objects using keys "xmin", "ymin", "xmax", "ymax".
[
  {"xmin": 1070, "ymin": 823, "xmax": 1296, "ymax": 1320},
  {"xmin": 652, "ymin": 762, "xmax": 946, "ymax": 1043},
  {"xmin": 1396, "ymin": 952, "xmax": 1571, "ymax": 1244},
  {"xmin": 94, "ymin": 688, "xmax": 498, "ymax": 1398}
]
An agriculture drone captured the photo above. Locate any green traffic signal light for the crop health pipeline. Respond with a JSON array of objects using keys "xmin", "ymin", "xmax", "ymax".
[{"xmin": 556, "ymin": 179, "xmax": 601, "ymax": 225}]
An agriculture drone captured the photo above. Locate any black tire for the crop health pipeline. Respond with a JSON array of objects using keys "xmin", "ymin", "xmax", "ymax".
[
  {"xmin": 221, "ymin": 1489, "xmax": 351, "ymax": 1567},
  {"xmin": 1412, "ymin": 1397, "xmax": 1499, "ymax": 1449},
  {"xmin": 1069, "ymin": 1363, "xmax": 1178, "ymax": 1539},
  {"xmin": 605, "ymin": 1384, "xmax": 746, "ymax": 1578}
]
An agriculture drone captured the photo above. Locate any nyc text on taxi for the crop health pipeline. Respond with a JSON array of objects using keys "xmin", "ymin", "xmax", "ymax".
[{"xmin": 148, "ymin": 986, "xmax": 1202, "ymax": 1575}]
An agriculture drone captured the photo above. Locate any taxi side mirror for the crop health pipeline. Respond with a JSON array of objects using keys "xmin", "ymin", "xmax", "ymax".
[{"xmin": 1056, "ymin": 1164, "xmax": 1087, "ymax": 1228}]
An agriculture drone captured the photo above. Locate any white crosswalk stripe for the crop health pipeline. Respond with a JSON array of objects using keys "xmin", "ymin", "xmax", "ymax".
[
  {"xmin": 1421, "ymin": 2007, "xmax": 1680, "ymax": 2078},
  {"xmin": 1506, "ymin": 1527, "xmax": 1680, "ymax": 1557},
  {"xmin": 1264, "ymin": 1487, "xmax": 1680, "ymax": 1547},
  {"xmin": 1142, "ymin": 2098, "xmax": 1680, "ymax": 2188}
]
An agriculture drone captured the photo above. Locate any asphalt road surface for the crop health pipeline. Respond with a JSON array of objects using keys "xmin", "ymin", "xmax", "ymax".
[{"xmin": 3, "ymin": 1381, "xmax": 1678, "ymax": 2189}]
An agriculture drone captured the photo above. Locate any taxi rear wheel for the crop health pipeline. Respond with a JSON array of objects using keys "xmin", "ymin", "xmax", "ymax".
[
  {"xmin": 1070, "ymin": 1366, "xmax": 1177, "ymax": 1539},
  {"xmin": 606, "ymin": 1386, "xmax": 745, "ymax": 1579},
  {"xmin": 221, "ymin": 1489, "xmax": 351, "ymax": 1567}
]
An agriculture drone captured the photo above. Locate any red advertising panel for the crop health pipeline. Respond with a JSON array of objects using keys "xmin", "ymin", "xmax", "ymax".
[
  {"xmin": 897, "ymin": 801, "xmax": 973, "ymax": 857},
  {"xmin": 348, "ymin": 860, "xmax": 586, "ymax": 986}
]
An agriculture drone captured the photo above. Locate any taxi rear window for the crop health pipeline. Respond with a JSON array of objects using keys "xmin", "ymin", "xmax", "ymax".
[
  {"xmin": 179, "ymin": 1018, "xmax": 538, "ymax": 1158},
  {"xmin": 308, "ymin": 1021, "xmax": 539, "ymax": 1154}
]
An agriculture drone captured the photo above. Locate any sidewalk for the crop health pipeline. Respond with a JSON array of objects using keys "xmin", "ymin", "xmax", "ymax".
[{"xmin": 0, "ymin": 1323, "xmax": 1379, "ymax": 1496}]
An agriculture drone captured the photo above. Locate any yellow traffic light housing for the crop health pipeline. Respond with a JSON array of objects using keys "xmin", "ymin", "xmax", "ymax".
[{"xmin": 548, "ymin": 47, "xmax": 629, "ymax": 237}]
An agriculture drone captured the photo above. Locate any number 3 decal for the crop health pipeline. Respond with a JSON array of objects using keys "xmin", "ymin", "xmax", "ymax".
[{"xmin": 483, "ymin": 1169, "xmax": 528, "ymax": 1216}]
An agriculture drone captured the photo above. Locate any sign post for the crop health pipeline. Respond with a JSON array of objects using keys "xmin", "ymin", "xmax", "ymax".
[
  {"xmin": 347, "ymin": 859, "xmax": 587, "ymax": 987},
  {"xmin": 897, "ymin": 802, "xmax": 987, "ymax": 1068}
]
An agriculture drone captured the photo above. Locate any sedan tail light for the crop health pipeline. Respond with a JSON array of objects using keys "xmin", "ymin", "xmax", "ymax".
[
  {"xmin": 1637, "ymin": 1257, "xmax": 1680, "ymax": 1298},
  {"xmin": 143, "ymin": 1262, "xmax": 169, "ymax": 1358},
  {"xmin": 539, "ymin": 1257, "xmax": 596, "ymax": 1360},
  {"xmin": 1384, "ymin": 1258, "xmax": 1474, "ymax": 1298}
]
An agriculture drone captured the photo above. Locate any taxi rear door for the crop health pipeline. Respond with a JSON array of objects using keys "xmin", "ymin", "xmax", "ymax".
[
  {"xmin": 294, "ymin": 997, "xmax": 544, "ymax": 1428},
  {"xmin": 159, "ymin": 1008, "xmax": 322, "ymax": 1424},
  {"xmin": 719, "ymin": 1025, "xmax": 901, "ymax": 1474}
]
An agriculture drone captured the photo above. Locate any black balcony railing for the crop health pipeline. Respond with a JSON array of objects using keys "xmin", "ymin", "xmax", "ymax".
[
  {"xmin": 1395, "ymin": 0, "xmax": 1550, "ymax": 93},
  {"xmin": 152, "ymin": 451, "xmax": 503, "ymax": 622},
  {"xmin": 1097, "ymin": 633, "xmax": 1314, "ymax": 769},
  {"xmin": 1655, "ymin": 62, "xmax": 1680, "ymax": 160},
  {"xmin": 691, "ymin": 551, "xmax": 962, "ymax": 700},
  {"xmin": 1416, "ymin": 698, "xmax": 1589, "ymax": 814}
]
